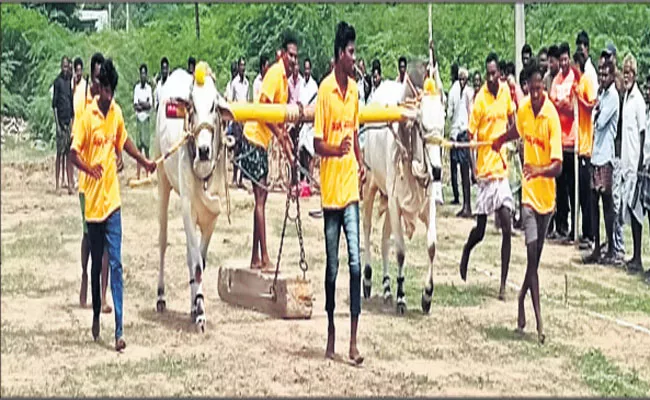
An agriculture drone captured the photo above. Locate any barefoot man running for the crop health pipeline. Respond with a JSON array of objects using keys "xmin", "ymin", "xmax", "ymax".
[
  {"xmin": 313, "ymin": 21, "xmax": 364, "ymax": 365},
  {"xmin": 459, "ymin": 52, "xmax": 516, "ymax": 300},
  {"xmin": 493, "ymin": 60, "xmax": 563, "ymax": 344}
]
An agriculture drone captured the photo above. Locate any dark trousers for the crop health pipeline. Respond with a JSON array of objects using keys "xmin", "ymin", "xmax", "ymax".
[
  {"xmin": 556, "ymin": 150, "xmax": 576, "ymax": 236},
  {"xmin": 578, "ymin": 156, "xmax": 594, "ymax": 240},
  {"xmin": 324, "ymin": 203, "xmax": 361, "ymax": 318},
  {"xmin": 450, "ymin": 132, "xmax": 471, "ymax": 206},
  {"xmin": 87, "ymin": 209, "xmax": 124, "ymax": 340}
]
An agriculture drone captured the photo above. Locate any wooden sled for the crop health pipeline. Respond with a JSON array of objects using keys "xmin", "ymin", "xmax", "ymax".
[{"xmin": 217, "ymin": 259, "xmax": 313, "ymax": 319}]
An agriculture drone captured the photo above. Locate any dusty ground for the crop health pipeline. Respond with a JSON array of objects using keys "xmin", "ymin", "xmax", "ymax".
[{"xmin": 2, "ymin": 143, "xmax": 650, "ymax": 397}]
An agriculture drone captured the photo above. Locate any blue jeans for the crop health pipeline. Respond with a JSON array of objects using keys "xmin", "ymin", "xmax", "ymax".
[
  {"xmin": 87, "ymin": 209, "xmax": 124, "ymax": 340},
  {"xmin": 323, "ymin": 202, "xmax": 361, "ymax": 318}
]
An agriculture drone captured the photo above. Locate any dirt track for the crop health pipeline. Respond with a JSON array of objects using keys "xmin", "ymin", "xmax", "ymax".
[{"xmin": 2, "ymin": 153, "xmax": 650, "ymax": 397}]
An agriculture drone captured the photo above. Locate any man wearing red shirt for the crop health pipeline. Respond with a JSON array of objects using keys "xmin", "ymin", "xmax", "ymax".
[{"xmin": 550, "ymin": 42, "xmax": 578, "ymax": 241}]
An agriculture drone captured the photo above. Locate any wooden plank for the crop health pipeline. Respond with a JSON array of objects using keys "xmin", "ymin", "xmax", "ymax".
[{"xmin": 217, "ymin": 259, "xmax": 313, "ymax": 319}]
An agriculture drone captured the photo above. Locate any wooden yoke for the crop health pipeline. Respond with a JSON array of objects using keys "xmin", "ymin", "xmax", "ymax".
[{"xmin": 223, "ymin": 102, "xmax": 418, "ymax": 125}]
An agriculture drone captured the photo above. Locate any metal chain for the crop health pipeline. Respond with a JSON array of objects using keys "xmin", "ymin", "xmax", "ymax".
[{"xmin": 270, "ymin": 123, "xmax": 310, "ymax": 302}]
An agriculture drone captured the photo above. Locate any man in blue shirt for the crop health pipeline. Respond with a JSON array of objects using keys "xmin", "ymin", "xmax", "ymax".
[{"xmin": 584, "ymin": 60, "xmax": 619, "ymax": 265}]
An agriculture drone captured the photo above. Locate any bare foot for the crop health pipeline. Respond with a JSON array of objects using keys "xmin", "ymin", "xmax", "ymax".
[
  {"xmin": 459, "ymin": 244, "xmax": 469, "ymax": 281},
  {"xmin": 101, "ymin": 303, "xmax": 112, "ymax": 314},
  {"xmin": 538, "ymin": 332, "xmax": 546, "ymax": 345},
  {"xmin": 325, "ymin": 328, "xmax": 335, "ymax": 359},
  {"xmin": 80, "ymin": 273, "xmax": 88, "ymax": 307},
  {"xmin": 250, "ymin": 260, "xmax": 262, "ymax": 270},
  {"xmin": 349, "ymin": 347, "xmax": 364, "ymax": 366},
  {"xmin": 498, "ymin": 286, "xmax": 506, "ymax": 301},
  {"xmin": 517, "ymin": 302, "xmax": 526, "ymax": 332},
  {"xmin": 260, "ymin": 260, "xmax": 276, "ymax": 274}
]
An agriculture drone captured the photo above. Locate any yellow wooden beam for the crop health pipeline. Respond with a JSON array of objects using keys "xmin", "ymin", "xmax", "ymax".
[{"xmin": 225, "ymin": 102, "xmax": 417, "ymax": 125}]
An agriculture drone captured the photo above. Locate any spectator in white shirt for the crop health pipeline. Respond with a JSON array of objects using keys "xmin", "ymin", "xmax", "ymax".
[
  {"xmin": 224, "ymin": 62, "xmax": 237, "ymax": 102},
  {"xmin": 356, "ymin": 59, "xmax": 371, "ymax": 104},
  {"xmin": 253, "ymin": 55, "xmax": 270, "ymax": 102},
  {"xmin": 299, "ymin": 58, "xmax": 318, "ymax": 106},
  {"xmin": 298, "ymin": 58, "xmax": 319, "ymax": 184},
  {"xmin": 396, "ymin": 56, "xmax": 407, "ymax": 83},
  {"xmin": 133, "ymin": 63, "xmax": 153, "ymax": 180},
  {"xmin": 225, "ymin": 59, "xmax": 249, "ymax": 187},
  {"xmin": 154, "ymin": 57, "xmax": 169, "ymax": 112},
  {"xmin": 368, "ymin": 59, "xmax": 382, "ymax": 101},
  {"xmin": 228, "ymin": 57, "xmax": 250, "ymax": 102},
  {"xmin": 448, "ymin": 67, "xmax": 472, "ymax": 217},
  {"xmin": 620, "ymin": 53, "xmax": 647, "ymax": 274}
]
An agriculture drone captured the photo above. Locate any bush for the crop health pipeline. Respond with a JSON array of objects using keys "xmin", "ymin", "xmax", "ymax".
[{"xmin": 3, "ymin": 3, "xmax": 649, "ymax": 145}]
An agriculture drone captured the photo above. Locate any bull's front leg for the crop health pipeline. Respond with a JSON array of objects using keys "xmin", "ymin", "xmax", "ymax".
[
  {"xmin": 193, "ymin": 217, "xmax": 217, "ymax": 331},
  {"xmin": 381, "ymin": 214, "xmax": 393, "ymax": 304},
  {"xmin": 157, "ymin": 169, "xmax": 172, "ymax": 313},
  {"xmin": 362, "ymin": 182, "xmax": 378, "ymax": 299},
  {"xmin": 180, "ymin": 195, "xmax": 205, "ymax": 329},
  {"xmin": 422, "ymin": 144, "xmax": 442, "ymax": 314},
  {"xmin": 387, "ymin": 193, "xmax": 407, "ymax": 315},
  {"xmin": 422, "ymin": 193, "xmax": 437, "ymax": 314},
  {"xmin": 422, "ymin": 145, "xmax": 443, "ymax": 314}
]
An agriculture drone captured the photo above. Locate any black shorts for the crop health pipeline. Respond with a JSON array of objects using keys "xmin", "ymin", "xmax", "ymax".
[
  {"xmin": 56, "ymin": 122, "xmax": 72, "ymax": 155},
  {"xmin": 237, "ymin": 136, "xmax": 268, "ymax": 186}
]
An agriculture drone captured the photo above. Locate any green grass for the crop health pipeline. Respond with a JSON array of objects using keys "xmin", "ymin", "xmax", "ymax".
[
  {"xmin": 1, "ymin": 136, "xmax": 52, "ymax": 164},
  {"xmin": 433, "ymin": 283, "xmax": 489, "ymax": 307},
  {"xmin": 1, "ymin": 228, "xmax": 74, "ymax": 263},
  {"xmin": 576, "ymin": 348, "xmax": 649, "ymax": 397},
  {"xmin": 481, "ymin": 325, "xmax": 575, "ymax": 361},
  {"xmin": 1, "ymin": 267, "xmax": 76, "ymax": 297},
  {"xmin": 86, "ymin": 353, "xmax": 209, "ymax": 381},
  {"xmin": 1, "ymin": 322, "xmax": 87, "ymax": 356},
  {"xmin": 568, "ymin": 277, "xmax": 650, "ymax": 315}
]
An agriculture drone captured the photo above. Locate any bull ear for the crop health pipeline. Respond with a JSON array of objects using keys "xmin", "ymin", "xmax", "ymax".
[{"xmin": 215, "ymin": 94, "xmax": 235, "ymax": 122}]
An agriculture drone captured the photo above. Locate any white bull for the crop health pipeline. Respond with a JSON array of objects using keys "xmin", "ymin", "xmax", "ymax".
[
  {"xmin": 153, "ymin": 67, "xmax": 233, "ymax": 331},
  {"xmin": 361, "ymin": 80, "xmax": 446, "ymax": 314}
]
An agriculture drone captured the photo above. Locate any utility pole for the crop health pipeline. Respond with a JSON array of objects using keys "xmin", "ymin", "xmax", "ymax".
[
  {"xmin": 108, "ymin": 3, "xmax": 112, "ymax": 30},
  {"xmin": 195, "ymin": 3, "xmax": 200, "ymax": 40},
  {"xmin": 514, "ymin": 2, "xmax": 525, "ymax": 81},
  {"xmin": 126, "ymin": 3, "xmax": 129, "ymax": 32}
]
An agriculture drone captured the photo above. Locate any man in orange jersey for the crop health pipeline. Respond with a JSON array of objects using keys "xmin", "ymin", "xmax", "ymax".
[
  {"xmin": 74, "ymin": 52, "xmax": 117, "ymax": 313},
  {"xmin": 314, "ymin": 21, "xmax": 365, "ymax": 366},
  {"xmin": 240, "ymin": 33, "xmax": 297, "ymax": 271},
  {"xmin": 493, "ymin": 60, "xmax": 563, "ymax": 344},
  {"xmin": 573, "ymin": 50, "xmax": 598, "ymax": 251},
  {"xmin": 459, "ymin": 52, "xmax": 516, "ymax": 301},
  {"xmin": 70, "ymin": 59, "xmax": 156, "ymax": 352}
]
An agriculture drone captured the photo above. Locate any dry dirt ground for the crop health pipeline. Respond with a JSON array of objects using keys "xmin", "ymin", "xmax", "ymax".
[{"xmin": 2, "ymin": 146, "xmax": 650, "ymax": 397}]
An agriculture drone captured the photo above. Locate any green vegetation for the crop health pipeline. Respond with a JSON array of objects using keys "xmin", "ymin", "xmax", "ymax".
[
  {"xmin": 576, "ymin": 348, "xmax": 649, "ymax": 397},
  {"xmin": 2, "ymin": 3, "xmax": 649, "ymax": 147},
  {"xmin": 568, "ymin": 276, "xmax": 650, "ymax": 315}
]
